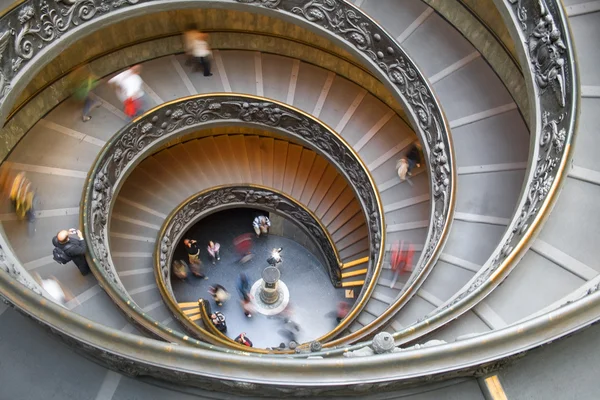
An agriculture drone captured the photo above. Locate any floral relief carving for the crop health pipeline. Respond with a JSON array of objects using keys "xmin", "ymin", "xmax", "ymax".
[
  {"xmin": 510, "ymin": 0, "xmax": 567, "ymax": 106},
  {"xmin": 0, "ymin": 0, "xmax": 139, "ymax": 107},
  {"xmin": 0, "ymin": 243, "xmax": 42, "ymax": 295}
]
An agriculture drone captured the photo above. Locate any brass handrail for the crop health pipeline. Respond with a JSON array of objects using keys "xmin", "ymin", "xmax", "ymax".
[
  {"xmin": 82, "ymin": 93, "xmax": 385, "ymax": 350},
  {"xmin": 0, "ymin": 0, "xmax": 587, "ymax": 393}
]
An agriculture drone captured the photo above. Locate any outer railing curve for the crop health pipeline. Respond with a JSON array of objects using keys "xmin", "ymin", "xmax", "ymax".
[
  {"xmin": 302, "ymin": 0, "xmax": 579, "ymax": 356},
  {"xmin": 0, "ymin": 0, "xmax": 593, "ymax": 395}
]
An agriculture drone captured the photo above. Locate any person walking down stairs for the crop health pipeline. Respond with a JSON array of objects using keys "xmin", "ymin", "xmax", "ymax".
[
  {"xmin": 52, "ymin": 228, "xmax": 90, "ymax": 276},
  {"xmin": 396, "ymin": 143, "xmax": 423, "ymax": 181},
  {"xmin": 108, "ymin": 65, "xmax": 146, "ymax": 119},
  {"xmin": 73, "ymin": 69, "xmax": 99, "ymax": 122},
  {"xmin": 192, "ymin": 32, "xmax": 213, "ymax": 77}
]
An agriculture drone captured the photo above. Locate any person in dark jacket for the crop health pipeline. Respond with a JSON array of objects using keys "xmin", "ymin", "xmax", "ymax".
[
  {"xmin": 210, "ymin": 311, "xmax": 227, "ymax": 333},
  {"xmin": 237, "ymin": 273, "xmax": 251, "ymax": 301},
  {"xmin": 52, "ymin": 229, "xmax": 90, "ymax": 275},
  {"xmin": 405, "ymin": 144, "xmax": 422, "ymax": 175}
]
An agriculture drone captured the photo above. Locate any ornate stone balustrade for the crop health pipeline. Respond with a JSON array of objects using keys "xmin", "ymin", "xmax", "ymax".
[
  {"xmin": 83, "ymin": 94, "xmax": 384, "ymax": 345},
  {"xmin": 306, "ymin": 0, "xmax": 579, "ymax": 354},
  {"xmin": 0, "ymin": 0, "xmax": 585, "ymax": 394}
]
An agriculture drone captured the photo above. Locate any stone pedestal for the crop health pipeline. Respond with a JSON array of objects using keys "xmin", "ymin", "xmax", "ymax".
[
  {"xmin": 250, "ymin": 270, "xmax": 290, "ymax": 317},
  {"xmin": 260, "ymin": 266, "xmax": 280, "ymax": 304}
]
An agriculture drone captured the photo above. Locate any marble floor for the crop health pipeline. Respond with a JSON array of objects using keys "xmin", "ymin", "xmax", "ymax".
[{"xmin": 171, "ymin": 208, "xmax": 350, "ymax": 349}]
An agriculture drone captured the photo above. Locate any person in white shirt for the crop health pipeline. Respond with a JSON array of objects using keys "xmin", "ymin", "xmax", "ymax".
[
  {"xmin": 33, "ymin": 273, "xmax": 75, "ymax": 307},
  {"xmin": 253, "ymin": 215, "xmax": 271, "ymax": 237},
  {"xmin": 191, "ymin": 32, "xmax": 213, "ymax": 77},
  {"xmin": 108, "ymin": 65, "xmax": 146, "ymax": 118}
]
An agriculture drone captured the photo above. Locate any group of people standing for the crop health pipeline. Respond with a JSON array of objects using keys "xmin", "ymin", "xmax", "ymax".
[
  {"xmin": 206, "ymin": 272, "xmax": 254, "ymax": 347},
  {"xmin": 173, "ymin": 239, "xmax": 221, "ymax": 280},
  {"xmin": 180, "ymin": 215, "xmax": 274, "ymax": 347}
]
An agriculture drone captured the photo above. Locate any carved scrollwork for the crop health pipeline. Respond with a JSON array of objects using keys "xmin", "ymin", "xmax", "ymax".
[
  {"xmin": 510, "ymin": 0, "xmax": 566, "ymax": 106},
  {"xmin": 0, "ymin": 0, "xmax": 140, "ymax": 107},
  {"xmin": 0, "ymin": 243, "xmax": 42, "ymax": 295}
]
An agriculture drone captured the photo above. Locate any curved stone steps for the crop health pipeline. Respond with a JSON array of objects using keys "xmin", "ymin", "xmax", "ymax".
[
  {"xmin": 111, "ymin": 135, "xmax": 369, "ymax": 327},
  {"xmin": 0, "ymin": 48, "xmax": 427, "ymax": 337},
  {"xmin": 344, "ymin": 0, "xmax": 529, "ymax": 338},
  {"xmin": 104, "ymin": 51, "xmax": 429, "ymax": 336},
  {"xmin": 422, "ymin": 1, "xmax": 600, "ymax": 341},
  {"xmin": 0, "ymin": 0, "xmax": 595, "ymax": 397},
  {"xmin": 108, "ymin": 51, "xmax": 429, "ymax": 337},
  {"xmin": 0, "ymin": 18, "xmax": 524, "ymax": 342}
]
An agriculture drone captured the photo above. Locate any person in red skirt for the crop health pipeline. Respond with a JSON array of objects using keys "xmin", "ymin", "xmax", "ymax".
[
  {"xmin": 389, "ymin": 241, "xmax": 415, "ymax": 289},
  {"xmin": 233, "ymin": 232, "xmax": 254, "ymax": 264}
]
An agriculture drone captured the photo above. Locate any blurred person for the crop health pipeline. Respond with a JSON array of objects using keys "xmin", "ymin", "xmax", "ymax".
[
  {"xmin": 405, "ymin": 143, "xmax": 422, "ymax": 175},
  {"xmin": 234, "ymin": 332, "xmax": 253, "ymax": 347},
  {"xmin": 396, "ymin": 143, "xmax": 423, "ymax": 181},
  {"xmin": 191, "ymin": 32, "xmax": 213, "ymax": 76},
  {"xmin": 237, "ymin": 272, "xmax": 251, "ymax": 301},
  {"xmin": 253, "ymin": 215, "xmax": 271, "ymax": 237},
  {"xmin": 108, "ymin": 65, "xmax": 146, "ymax": 119},
  {"xmin": 73, "ymin": 69, "xmax": 99, "ymax": 122},
  {"xmin": 267, "ymin": 247, "xmax": 283, "ymax": 266},
  {"xmin": 389, "ymin": 240, "xmax": 415, "ymax": 289},
  {"xmin": 208, "ymin": 284, "xmax": 229, "ymax": 306},
  {"xmin": 278, "ymin": 319, "xmax": 301, "ymax": 344},
  {"xmin": 207, "ymin": 240, "xmax": 221, "ymax": 265},
  {"xmin": 241, "ymin": 298, "xmax": 253, "ymax": 318},
  {"xmin": 210, "ymin": 310, "xmax": 227, "ymax": 333},
  {"xmin": 184, "ymin": 238, "xmax": 207, "ymax": 279},
  {"xmin": 280, "ymin": 303, "xmax": 294, "ymax": 322},
  {"xmin": 52, "ymin": 228, "xmax": 90, "ymax": 276},
  {"xmin": 183, "ymin": 26, "xmax": 199, "ymax": 66},
  {"xmin": 33, "ymin": 273, "xmax": 74, "ymax": 307},
  {"xmin": 9, "ymin": 172, "xmax": 36, "ymax": 231},
  {"xmin": 336, "ymin": 301, "xmax": 351, "ymax": 323},
  {"xmin": 233, "ymin": 232, "xmax": 254, "ymax": 264},
  {"xmin": 172, "ymin": 259, "xmax": 189, "ymax": 280},
  {"xmin": 396, "ymin": 158, "xmax": 409, "ymax": 181}
]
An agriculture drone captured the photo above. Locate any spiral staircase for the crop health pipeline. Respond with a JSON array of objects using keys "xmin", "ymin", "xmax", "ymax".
[{"xmin": 0, "ymin": 0, "xmax": 598, "ymax": 398}]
